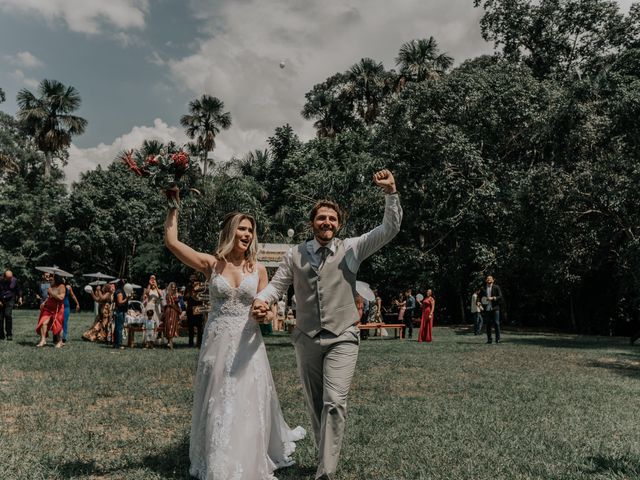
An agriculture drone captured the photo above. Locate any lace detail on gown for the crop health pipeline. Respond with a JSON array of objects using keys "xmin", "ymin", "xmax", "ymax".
[{"xmin": 189, "ymin": 269, "xmax": 305, "ymax": 480}]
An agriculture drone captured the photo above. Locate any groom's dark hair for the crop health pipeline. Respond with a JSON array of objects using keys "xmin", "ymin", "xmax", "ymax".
[{"xmin": 309, "ymin": 199, "xmax": 345, "ymax": 225}]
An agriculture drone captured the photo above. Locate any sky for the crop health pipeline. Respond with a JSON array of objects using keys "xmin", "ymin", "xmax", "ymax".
[{"xmin": 0, "ymin": 0, "xmax": 635, "ymax": 184}]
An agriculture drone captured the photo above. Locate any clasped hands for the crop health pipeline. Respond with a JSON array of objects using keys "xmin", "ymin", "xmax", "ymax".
[{"xmin": 251, "ymin": 299, "xmax": 271, "ymax": 324}]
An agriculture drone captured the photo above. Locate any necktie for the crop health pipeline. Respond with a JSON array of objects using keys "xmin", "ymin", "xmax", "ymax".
[{"xmin": 318, "ymin": 246, "xmax": 330, "ymax": 270}]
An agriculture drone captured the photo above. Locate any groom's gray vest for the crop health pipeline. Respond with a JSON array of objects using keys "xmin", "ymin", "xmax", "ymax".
[{"xmin": 292, "ymin": 239, "xmax": 359, "ymax": 337}]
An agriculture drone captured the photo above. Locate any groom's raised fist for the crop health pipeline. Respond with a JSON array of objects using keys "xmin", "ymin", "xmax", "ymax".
[{"xmin": 373, "ymin": 169, "xmax": 396, "ymax": 194}]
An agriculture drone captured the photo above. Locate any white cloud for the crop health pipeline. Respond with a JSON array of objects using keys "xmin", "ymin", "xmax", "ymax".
[
  {"xmin": 8, "ymin": 51, "xmax": 45, "ymax": 68},
  {"xmin": 66, "ymin": 118, "xmax": 189, "ymax": 184},
  {"xmin": 0, "ymin": 0, "xmax": 149, "ymax": 34},
  {"xmin": 11, "ymin": 69, "xmax": 39, "ymax": 89},
  {"xmin": 147, "ymin": 51, "xmax": 166, "ymax": 66},
  {"xmin": 165, "ymin": 0, "xmax": 491, "ymax": 157}
]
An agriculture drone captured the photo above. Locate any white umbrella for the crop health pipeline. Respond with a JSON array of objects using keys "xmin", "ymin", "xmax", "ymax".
[
  {"xmin": 416, "ymin": 293, "xmax": 424, "ymax": 303},
  {"xmin": 129, "ymin": 283, "xmax": 143, "ymax": 289},
  {"xmin": 35, "ymin": 266, "xmax": 73, "ymax": 277},
  {"xmin": 355, "ymin": 281, "xmax": 375, "ymax": 302},
  {"xmin": 82, "ymin": 272, "xmax": 116, "ymax": 280},
  {"xmin": 88, "ymin": 280, "xmax": 107, "ymax": 286}
]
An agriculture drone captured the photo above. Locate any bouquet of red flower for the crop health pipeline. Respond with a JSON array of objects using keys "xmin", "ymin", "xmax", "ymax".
[{"xmin": 121, "ymin": 147, "xmax": 197, "ymax": 208}]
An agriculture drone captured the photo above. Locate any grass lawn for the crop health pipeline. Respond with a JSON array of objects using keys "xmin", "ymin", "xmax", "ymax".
[{"xmin": 1, "ymin": 310, "xmax": 639, "ymax": 480}]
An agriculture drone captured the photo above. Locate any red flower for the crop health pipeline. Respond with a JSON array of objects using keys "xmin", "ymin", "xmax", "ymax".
[
  {"xmin": 171, "ymin": 151, "xmax": 189, "ymax": 169},
  {"xmin": 145, "ymin": 154, "xmax": 159, "ymax": 166},
  {"xmin": 121, "ymin": 150, "xmax": 144, "ymax": 176}
]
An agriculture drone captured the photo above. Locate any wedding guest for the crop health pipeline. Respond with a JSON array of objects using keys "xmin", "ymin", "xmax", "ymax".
[
  {"xmin": 36, "ymin": 272, "xmax": 51, "ymax": 304},
  {"xmin": 373, "ymin": 290, "xmax": 382, "ymax": 322},
  {"xmin": 143, "ymin": 274, "xmax": 163, "ymax": 344},
  {"xmin": 405, "ymin": 288, "xmax": 416, "ymax": 338},
  {"xmin": 471, "ymin": 287, "xmax": 483, "ymax": 335},
  {"xmin": 367, "ymin": 289, "xmax": 381, "ymax": 336},
  {"xmin": 36, "ymin": 274, "xmax": 66, "ymax": 348},
  {"xmin": 161, "ymin": 282, "xmax": 181, "ymax": 349},
  {"xmin": 62, "ymin": 278, "xmax": 80, "ymax": 343},
  {"xmin": 418, "ymin": 289, "xmax": 435, "ymax": 343},
  {"xmin": 483, "ymin": 275, "xmax": 504, "ymax": 344},
  {"xmin": 395, "ymin": 293, "xmax": 407, "ymax": 337},
  {"xmin": 275, "ymin": 297, "xmax": 287, "ymax": 331},
  {"xmin": 184, "ymin": 273, "xmax": 204, "ymax": 348},
  {"xmin": 0, "ymin": 270, "xmax": 23, "ymax": 341},
  {"xmin": 113, "ymin": 280, "xmax": 128, "ymax": 349},
  {"xmin": 143, "ymin": 310, "xmax": 156, "ymax": 349},
  {"xmin": 82, "ymin": 285, "xmax": 114, "ymax": 342}
]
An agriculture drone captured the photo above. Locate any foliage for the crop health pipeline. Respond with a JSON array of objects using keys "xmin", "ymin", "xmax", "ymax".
[
  {"xmin": 16, "ymin": 79, "xmax": 87, "ymax": 178},
  {"xmin": 2, "ymin": 8, "xmax": 640, "ymax": 334},
  {"xmin": 180, "ymin": 94, "xmax": 232, "ymax": 176},
  {"xmin": 396, "ymin": 36, "xmax": 454, "ymax": 83},
  {"xmin": 473, "ymin": 0, "xmax": 637, "ymax": 80}
]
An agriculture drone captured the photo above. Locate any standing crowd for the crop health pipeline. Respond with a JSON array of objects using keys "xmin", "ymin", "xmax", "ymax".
[{"xmin": 30, "ymin": 271, "xmax": 207, "ymax": 350}]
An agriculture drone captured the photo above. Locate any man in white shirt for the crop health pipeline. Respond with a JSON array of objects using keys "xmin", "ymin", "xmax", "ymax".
[{"xmin": 252, "ymin": 169, "xmax": 402, "ymax": 480}]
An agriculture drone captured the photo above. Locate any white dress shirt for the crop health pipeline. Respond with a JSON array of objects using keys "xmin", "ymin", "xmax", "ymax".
[{"xmin": 256, "ymin": 193, "xmax": 402, "ymax": 305}]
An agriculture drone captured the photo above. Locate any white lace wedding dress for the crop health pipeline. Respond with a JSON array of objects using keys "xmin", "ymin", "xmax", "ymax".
[{"xmin": 189, "ymin": 268, "xmax": 305, "ymax": 480}]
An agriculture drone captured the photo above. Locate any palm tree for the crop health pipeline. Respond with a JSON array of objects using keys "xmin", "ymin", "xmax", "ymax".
[
  {"xmin": 180, "ymin": 95, "xmax": 232, "ymax": 176},
  {"xmin": 302, "ymin": 73, "xmax": 357, "ymax": 137},
  {"xmin": 395, "ymin": 37, "xmax": 454, "ymax": 85},
  {"xmin": 16, "ymin": 79, "xmax": 87, "ymax": 179},
  {"xmin": 346, "ymin": 58, "xmax": 388, "ymax": 124}
]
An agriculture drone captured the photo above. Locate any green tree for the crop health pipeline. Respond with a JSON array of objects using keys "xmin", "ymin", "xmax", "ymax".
[
  {"xmin": 180, "ymin": 95, "xmax": 232, "ymax": 176},
  {"xmin": 395, "ymin": 37, "xmax": 454, "ymax": 84},
  {"xmin": 16, "ymin": 79, "xmax": 87, "ymax": 179},
  {"xmin": 302, "ymin": 73, "xmax": 359, "ymax": 137},
  {"xmin": 346, "ymin": 58, "xmax": 391, "ymax": 124},
  {"xmin": 473, "ymin": 0, "xmax": 635, "ymax": 79}
]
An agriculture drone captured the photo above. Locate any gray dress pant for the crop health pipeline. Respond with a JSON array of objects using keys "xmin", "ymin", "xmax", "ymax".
[{"xmin": 292, "ymin": 325, "xmax": 360, "ymax": 480}]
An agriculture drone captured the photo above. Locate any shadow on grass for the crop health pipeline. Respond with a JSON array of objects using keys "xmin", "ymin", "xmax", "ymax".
[
  {"xmin": 53, "ymin": 435, "xmax": 315, "ymax": 480},
  {"xmin": 585, "ymin": 453, "xmax": 640, "ymax": 476},
  {"xmin": 504, "ymin": 334, "xmax": 631, "ymax": 350},
  {"xmin": 276, "ymin": 464, "xmax": 317, "ymax": 479},
  {"xmin": 54, "ymin": 435, "xmax": 191, "ymax": 479},
  {"xmin": 586, "ymin": 352, "xmax": 640, "ymax": 379}
]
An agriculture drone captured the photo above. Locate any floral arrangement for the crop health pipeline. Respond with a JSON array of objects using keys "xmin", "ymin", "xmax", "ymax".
[{"xmin": 121, "ymin": 148, "xmax": 197, "ymax": 208}]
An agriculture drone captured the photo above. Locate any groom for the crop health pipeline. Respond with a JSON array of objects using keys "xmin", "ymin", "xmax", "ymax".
[{"xmin": 252, "ymin": 169, "xmax": 402, "ymax": 480}]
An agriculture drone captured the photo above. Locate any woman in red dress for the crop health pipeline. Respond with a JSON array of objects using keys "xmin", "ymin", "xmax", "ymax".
[
  {"xmin": 36, "ymin": 274, "xmax": 66, "ymax": 348},
  {"xmin": 418, "ymin": 289, "xmax": 435, "ymax": 343}
]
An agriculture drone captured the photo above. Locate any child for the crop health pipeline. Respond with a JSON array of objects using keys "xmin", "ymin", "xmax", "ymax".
[{"xmin": 143, "ymin": 309, "xmax": 155, "ymax": 348}]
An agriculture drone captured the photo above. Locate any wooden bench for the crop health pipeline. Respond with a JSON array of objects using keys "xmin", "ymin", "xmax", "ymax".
[
  {"xmin": 126, "ymin": 324, "xmax": 145, "ymax": 347},
  {"xmin": 357, "ymin": 323, "xmax": 405, "ymax": 339}
]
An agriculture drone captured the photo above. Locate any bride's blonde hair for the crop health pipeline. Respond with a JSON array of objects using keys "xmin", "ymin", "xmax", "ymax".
[{"xmin": 215, "ymin": 212, "xmax": 258, "ymax": 270}]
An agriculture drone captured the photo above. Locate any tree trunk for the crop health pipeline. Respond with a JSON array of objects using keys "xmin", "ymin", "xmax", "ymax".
[
  {"xmin": 44, "ymin": 151, "xmax": 52, "ymax": 179},
  {"xmin": 202, "ymin": 152, "xmax": 208, "ymax": 177}
]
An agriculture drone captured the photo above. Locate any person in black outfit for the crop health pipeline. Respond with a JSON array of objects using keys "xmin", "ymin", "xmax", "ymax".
[
  {"xmin": 184, "ymin": 273, "xmax": 204, "ymax": 347},
  {"xmin": 113, "ymin": 280, "xmax": 129, "ymax": 349},
  {"xmin": 0, "ymin": 271, "xmax": 23, "ymax": 340},
  {"xmin": 482, "ymin": 275, "xmax": 504, "ymax": 344},
  {"xmin": 404, "ymin": 288, "xmax": 416, "ymax": 339}
]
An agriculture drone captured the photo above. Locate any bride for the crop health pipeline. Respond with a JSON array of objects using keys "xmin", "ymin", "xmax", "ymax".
[{"xmin": 164, "ymin": 196, "xmax": 305, "ymax": 480}]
